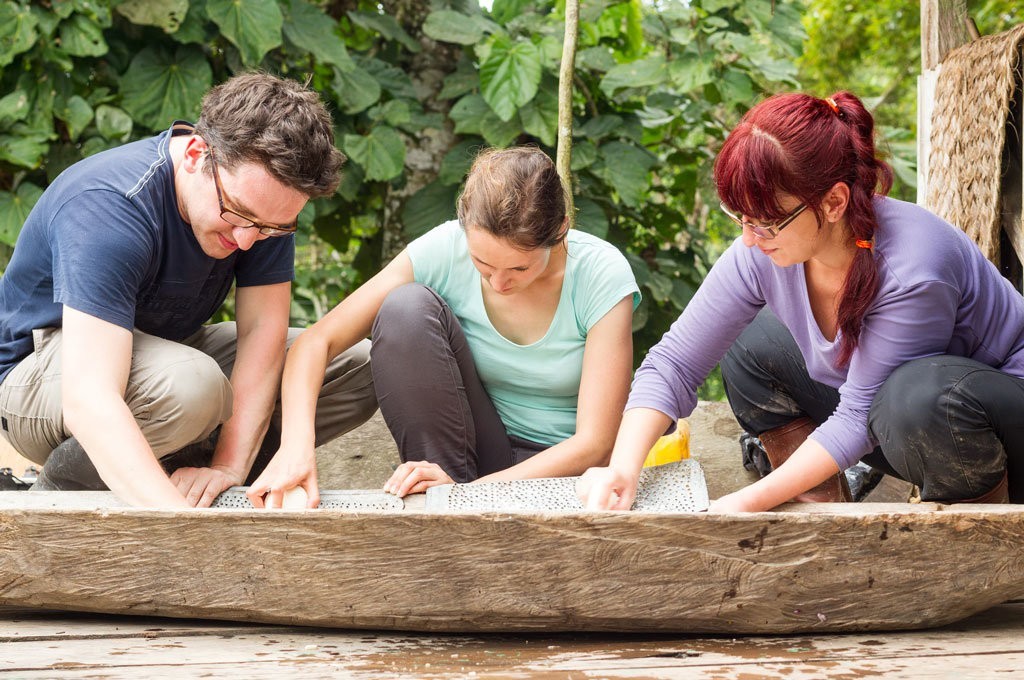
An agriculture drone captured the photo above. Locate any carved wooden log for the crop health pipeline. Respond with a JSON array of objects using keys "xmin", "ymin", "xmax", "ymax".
[{"xmin": 1, "ymin": 497, "xmax": 1021, "ymax": 633}]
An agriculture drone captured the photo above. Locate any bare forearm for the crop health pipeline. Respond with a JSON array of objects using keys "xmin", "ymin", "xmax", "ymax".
[
  {"xmin": 734, "ymin": 439, "xmax": 840, "ymax": 511},
  {"xmin": 210, "ymin": 347, "xmax": 284, "ymax": 477},
  {"xmin": 476, "ymin": 432, "xmax": 609, "ymax": 483},
  {"xmin": 608, "ymin": 408, "xmax": 673, "ymax": 472},
  {"xmin": 64, "ymin": 395, "xmax": 188, "ymax": 508},
  {"xmin": 278, "ymin": 331, "xmax": 332, "ymax": 450}
]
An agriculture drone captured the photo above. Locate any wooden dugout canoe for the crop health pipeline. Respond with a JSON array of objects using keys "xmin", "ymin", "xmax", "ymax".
[{"xmin": 0, "ymin": 492, "xmax": 1022, "ymax": 634}]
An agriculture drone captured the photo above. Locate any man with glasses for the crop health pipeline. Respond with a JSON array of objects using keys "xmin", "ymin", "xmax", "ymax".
[{"xmin": 0, "ymin": 73, "xmax": 377, "ymax": 507}]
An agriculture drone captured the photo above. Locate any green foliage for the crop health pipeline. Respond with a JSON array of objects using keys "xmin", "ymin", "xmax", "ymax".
[
  {"xmin": 0, "ymin": 0, "xmax": 808, "ymax": 383},
  {"xmin": 800, "ymin": 0, "xmax": 1023, "ymax": 201}
]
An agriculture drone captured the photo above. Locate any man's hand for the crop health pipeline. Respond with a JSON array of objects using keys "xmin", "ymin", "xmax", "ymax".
[
  {"xmin": 246, "ymin": 447, "xmax": 320, "ymax": 509},
  {"xmin": 707, "ymin": 490, "xmax": 761, "ymax": 513},
  {"xmin": 575, "ymin": 466, "xmax": 638, "ymax": 510},
  {"xmin": 384, "ymin": 461, "xmax": 454, "ymax": 497},
  {"xmin": 171, "ymin": 465, "xmax": 244, "ymax": 508}
]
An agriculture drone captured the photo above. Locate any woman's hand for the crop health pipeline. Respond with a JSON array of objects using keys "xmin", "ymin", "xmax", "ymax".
[
  {"xmin": 384, "ymin": 461, "xmax": 454, "ymax": 497},
  {"xmin": 575, "ymin": 466, "xmax": 639, "ymax": 510},
  {"xmin": 246, "ymin": 447, "xmax": 320, "ymax": 509}
]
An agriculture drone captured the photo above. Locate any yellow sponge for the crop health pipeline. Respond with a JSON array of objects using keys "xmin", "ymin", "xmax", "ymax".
[{"xmin": 643, "ymin": 419, "xmax": 690, "ymax": 467}]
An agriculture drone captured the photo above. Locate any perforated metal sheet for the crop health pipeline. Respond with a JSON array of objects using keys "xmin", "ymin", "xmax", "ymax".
[
  {"xmin": 425, "ymin": 459, "xmax": 709, "ymax": 513},
  {"xmin": 211, "ymin": 487, "xmax": 404, "ymax": 511}
]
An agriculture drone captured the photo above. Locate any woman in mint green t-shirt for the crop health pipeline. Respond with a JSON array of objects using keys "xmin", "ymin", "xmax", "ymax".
[{"xmin": 252, "ymin": 147, "xmax": 639, "ymax": 506}]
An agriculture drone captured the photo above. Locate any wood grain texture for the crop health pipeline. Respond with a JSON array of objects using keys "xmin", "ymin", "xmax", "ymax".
[{"xmin": 1, "ymin": 502, "xmax": 1022, "ymax": 634}]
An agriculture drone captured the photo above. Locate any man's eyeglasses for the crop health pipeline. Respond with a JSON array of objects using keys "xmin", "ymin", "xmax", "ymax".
[
  {"xmin": 720, "ymin": 202, "xmax": 807, "ymax": 240},
  {"xmin": 208, "ymin": 148, "xmax": 297, "ymax": 237}
]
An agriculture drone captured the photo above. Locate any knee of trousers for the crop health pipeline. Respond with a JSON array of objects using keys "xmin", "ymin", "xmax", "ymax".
[
  {"xmin": 371, "ymin": 283, "xmax": 445, "ymax": 347},
  {"xmin": 126, "ymin": 350, "xmax": 233, "ymax": 451},
  {"xmin": 869, "ymin": 357, "xmax": 1007, "ymax": 493},
  {"xmin": 868, "ymin": 357, "xmax": 981, "ymax": 438}
]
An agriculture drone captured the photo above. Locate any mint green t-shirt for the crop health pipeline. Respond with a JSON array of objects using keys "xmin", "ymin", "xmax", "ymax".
[{"xmin": 406, "ymin": 221, "xmax": 640, "ymax": 446}]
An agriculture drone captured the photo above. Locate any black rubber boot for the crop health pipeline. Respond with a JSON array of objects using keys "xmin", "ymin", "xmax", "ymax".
[
  {"xmin": 31, "ymin": 438, "xmax": 107, "ymax": 491},
  {"xmin": 159, "ymin": 429, "xmax": 219, "ymax": 477}
]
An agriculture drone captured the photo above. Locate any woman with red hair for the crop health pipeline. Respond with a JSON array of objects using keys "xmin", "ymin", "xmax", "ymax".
[{"xmin": 579, "ymin": 91, "xmax": 1024, "ymax": 511}]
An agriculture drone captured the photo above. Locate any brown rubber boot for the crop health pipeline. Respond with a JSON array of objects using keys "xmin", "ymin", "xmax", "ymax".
[
  {"xmin": 758, "ymin": 417, "xmax": 852, "ymax": 503},
  {"xmin": 952, "ymin": 472, "xmax": 1009, "ymax": 504}
]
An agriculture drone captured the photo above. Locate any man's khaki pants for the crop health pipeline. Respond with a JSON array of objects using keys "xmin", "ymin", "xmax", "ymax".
[{"xmin": 0, "ymin": 322, "xmax": 377, "ymax": 467}]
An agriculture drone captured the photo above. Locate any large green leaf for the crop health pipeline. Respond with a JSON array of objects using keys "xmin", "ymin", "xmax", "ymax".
[
  {"xmin": 703, "ymin": 0, "xmax": 741, "ymax": 13},
  {"xmin": 490, "ymin": 0, "xmax": 534, "ymax": 24},
  {"xmin": 717, "ymin": 70, "xmax": 754, "ymax": 104},
  {"xmin": 450, "ymin": 95, "xmax": 489, "ymax": 136},
  {"xmin": 600, "ymin": 55, "xmax": 667, "ymax": 97},
  {"xmin": 0, "ymin": 133, "xmax": 49, "ymax": 169},
  {"xmin": 59, "ymin": 13, "xmax": 107, "ymax": 57},
  {"xmin": 422, "ymin": 10, "xmax": 484, "ymax": 45},
  {"xmin": 766, "ymin": 2, "xmax": 806, "ymax": 57},
  {"xmin": 479, "ymin": 113, "xmax": 521, "ymax": 148},
  {"xmin": 368, "ymin": 100, "xmax": 411, "ymax": 127},
  {"xmin": 577, "ymin": 46, "xmax": 617, "ymax": 72},
  {"xmin": 401, "ymin": 180, "xmax": 458, "ymax": 240},
  {"xmin": 438, "ymin": 59, "xmax": 479, "ymax": 100},
  {"xmin": 575, "ymin": 197, "xmax": 609, "ymax": 239},
  {"xmin": 121, "ymin": 46, "xmax": 212, "ymax": 130},
  {"xmin": 518, "ymin": 85, "xmax": 557, "ymax": 147},
  {"xmin": 668, "ymin": 53, "xmax": 716, "ymax": 93},
  {"xmin": 596, "ymin": 141, "xmax": 656, "ymax": 208},
  {"xmin": 206, "ymin": 0, "xmax": 282, "ymax": 67},
  {"xmin": 331, "ymin": 65, "xmax": 381, "ymax": 114},
  {"xmin": 116, "ymin": 0, "xmax": 189, "ymax": 32},
  {"xmin": 359, "ymin": 58, "xmax": 417, "ymax": 99},
  {"xmin": 479, "ymin": 36, "xmax": 541, "ymax": 122},
  {"xmin": 575, "ymin": 115, "xmax": 622, "ymax": 141},
  {"xmin": 170, "ymin": 3, "xmax": 210, "ymax": 44},
  {"xmin": 0, "ymin": 3, "xmax": 38, "ymax": 68},
  {"xmin": 55, "ymin": 95, "xmax": 93, "ymax": 141},
  {"xmin": 0, "ymin": 90, "xmax": 31, "ymax": 125},
  {"xmin": 336, "ymin": 162, "xmax": 364, "ymax": 202},
  {"xmin": 95, "ymin": 105, "xmax": 133, "ymax": 142},
  {"xmin": 342, "ymin": 126, "xmax": 406, "ymax": 182},
  {"xmin": 283, "ymin": 0, "xmax": 353, "ymax": 69},
  {"xmin": 570, "ymin": 140, "xmax": 597, "ymax": 171},
  {"xmin": 348, "ymin": 10, "xmax": 420, "ymax": 53},
  {"xmin": 0, "ymin": 183, "xmax": 44, "ymax": 247},
  {"xmin": 451, "ymin": 94, "xmax": 521, "ymax": 147},
  {"xmin": 439, "ymin": 140, "xmax": 481, "ymax": 186}
]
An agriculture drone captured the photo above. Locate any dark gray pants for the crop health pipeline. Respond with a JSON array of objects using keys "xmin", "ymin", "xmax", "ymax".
[
  {"xmin": 721, "ymin": 310, "xmax": 1023, "ymax": 502},
  {"xmin": 370, "ymin": 284, "xmax": 545, "ymax": 483}
]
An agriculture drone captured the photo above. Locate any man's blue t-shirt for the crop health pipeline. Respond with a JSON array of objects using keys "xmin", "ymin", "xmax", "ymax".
[{"xmin": 0, "ymin": 123, "xmax": 295, "ymax": 384}]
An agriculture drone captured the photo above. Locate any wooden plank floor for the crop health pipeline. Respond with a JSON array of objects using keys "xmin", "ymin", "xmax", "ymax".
[{"xmin": 2, "ymin": 601, "xmax": 1022, "ymax": 678}]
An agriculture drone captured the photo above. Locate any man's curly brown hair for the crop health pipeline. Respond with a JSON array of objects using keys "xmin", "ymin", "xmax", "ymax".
[{"xmin": 193, "ymin": 73, "xmax": 345, "ymax": 198}]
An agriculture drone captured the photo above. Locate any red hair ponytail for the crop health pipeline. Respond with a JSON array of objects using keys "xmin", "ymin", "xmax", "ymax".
[{"xmin": 714, "ymin": 91, "xmax": 893, "ymax": 367}]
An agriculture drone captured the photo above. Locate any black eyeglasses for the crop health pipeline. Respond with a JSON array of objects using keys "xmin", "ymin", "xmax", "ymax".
[
  {"xmin": 720, "ymin": 202, "xmax": 807, "ymax": 240},
  {"xmin": 208, "ymin": 148, "xmax": 297, "ymax": 237}
]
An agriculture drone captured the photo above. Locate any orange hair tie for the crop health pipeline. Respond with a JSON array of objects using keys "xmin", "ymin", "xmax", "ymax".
[
  {"xmin": 825, "ymin": 97, "xmax": 840, "ymax": 114},
  {"xmin": 855, "ymin": 239, "xmax": 873, "ymax": 249}
]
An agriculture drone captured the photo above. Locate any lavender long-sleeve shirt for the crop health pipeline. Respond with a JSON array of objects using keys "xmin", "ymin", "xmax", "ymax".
[{"xmin": 628, "ymin": 197, "xmax": 1024, "ymax": 469}]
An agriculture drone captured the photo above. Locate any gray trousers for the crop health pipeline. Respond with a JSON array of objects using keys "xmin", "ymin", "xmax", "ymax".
[
  {"xmin": 720, "ymin": 309, "xmax": 1022, "ymax": 502},
  {"xmin": 0, "ymin": 322, "xmax": 377, "ymax": 478},
  {"xmin": 370, "ymin": 283, "xmax": 545, "ymax": 483}
]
